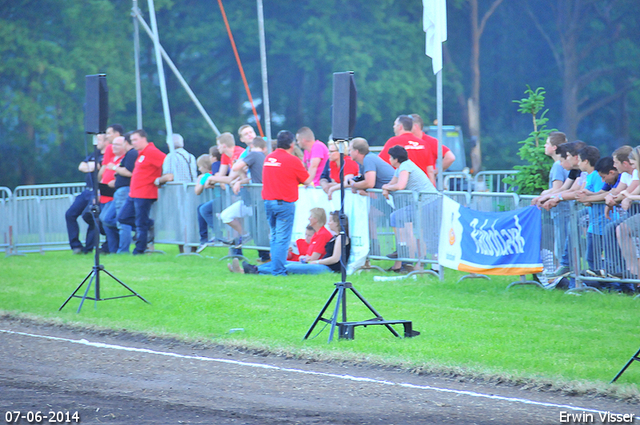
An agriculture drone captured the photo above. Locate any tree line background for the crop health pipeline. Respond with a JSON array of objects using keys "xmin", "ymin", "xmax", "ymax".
[{"xmin": 1, "ymin": 0, "xmax": 639, "ymax": 189}]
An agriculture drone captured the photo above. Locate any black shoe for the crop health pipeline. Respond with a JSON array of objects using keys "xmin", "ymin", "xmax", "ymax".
[
  {"xmin": 242, "ymin": 261, "xmax": 259, "ymax": 274},
  {"xmin": 387, "ymin": 251, "xmax": 398, "ymax": 259}
]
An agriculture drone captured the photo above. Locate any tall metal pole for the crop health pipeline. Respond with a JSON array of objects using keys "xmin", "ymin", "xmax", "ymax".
[
  {"xmin": 133, "ymin": 9, "xmax": 221, "ymax": 136},
  {"xmin": 436, "ymin": 69, "xmax": 443, "ymax": 192},
  {"xmin": 132, "ymin": 0, "xmax": 143, "ymax": 129},
  {"xmin": 256, "ymin": 0, "xmax": 272, "ymax": 148},
  {"xmin": 436, "ymin": 69, "xmax": 444, "ymax": 282},
  {"xmin": 146, "ymin": 0, "xmax": 174, "ymax": 154}
]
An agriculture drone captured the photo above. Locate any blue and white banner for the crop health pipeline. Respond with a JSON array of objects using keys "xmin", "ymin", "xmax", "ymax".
[{"xmin": 439, "ymin": 196, "xmax": 542, "ymax": 275}]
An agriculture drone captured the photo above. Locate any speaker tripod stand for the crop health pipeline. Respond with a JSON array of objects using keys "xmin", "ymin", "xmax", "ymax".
[
  {"xmin": 59, "ymin": 132, "xmax": 149, "ymax": 313},
  {"xmin": 303, "ymin": 131, "xmax": 417, "ymax": 342},
  {"xmin": 303, "ymin": 280, "xmax": 417, "ymax": 342}
]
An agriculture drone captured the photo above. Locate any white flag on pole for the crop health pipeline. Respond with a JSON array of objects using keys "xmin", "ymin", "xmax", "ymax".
[{"xmin": 423, "ymin": 0, "xmax": 447, "ymax": 74}]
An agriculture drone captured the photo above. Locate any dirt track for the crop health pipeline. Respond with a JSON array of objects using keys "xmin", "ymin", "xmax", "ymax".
[{"xmin": 1, "ymin": 316, "xmax": 638, "ymax": 424}]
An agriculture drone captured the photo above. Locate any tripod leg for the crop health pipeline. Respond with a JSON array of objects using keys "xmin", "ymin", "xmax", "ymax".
[
  {"xmin": 59, "ymin": 269, "xmax": 93, "ymax": 311},
  {"xmin": 349, "ymin": 287, "xmax": 399, "ymax": 337},
  {"xmin": 77, "ymin": 271, "xmax": 97, "ymax": 313},
  {"xmin": 611, "ymin": 346, "xmax": 640, "ymax": 383},
  {"xmin": 303, "ymin": 287, "xmax": 339, "ymax": 340},
  {"xmin": 328, "ymin": 286, "xmax": 345, "ymax": 343},
  {"xmin": 101, "ymin": 268, "xmax": 150, "ymax": 304}
]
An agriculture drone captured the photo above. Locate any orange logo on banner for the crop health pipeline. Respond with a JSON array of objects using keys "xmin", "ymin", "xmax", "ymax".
[{"xmin": 449, "ymin": 228, "xmax": 455, "ymax": 245}]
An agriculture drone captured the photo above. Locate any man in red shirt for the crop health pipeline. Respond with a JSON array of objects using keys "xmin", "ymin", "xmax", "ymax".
[
  {"xmin": 253, "ymin": 130, "xmax": 312, "ymax": 275},
  {"xmin": 410, "ymin": 113, "xmax": 455, "ymax": 174},
  {"xmin": 378, "ymin": 115, "xmax": 436, "ymax": 186},
  {"xmin": 206, "ymin": 132, "xmax": 245, "ymax": 187},
  {"xmin": 117, "ymin": 129, "xmax": 166, "ymax": 254}
]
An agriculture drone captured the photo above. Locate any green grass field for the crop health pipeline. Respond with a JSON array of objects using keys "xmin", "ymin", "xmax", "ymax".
[{"xmin": 2, "ymin": 245, "xmax": 640, "ymax": 397}]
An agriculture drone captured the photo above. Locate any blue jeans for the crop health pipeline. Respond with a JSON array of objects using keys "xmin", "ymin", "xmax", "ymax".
[
  {"xmin": 257, "ymin": 200, "xmax": 295, "ymax": 276},
  {"xmin": 197, "ymin": 199, "xmax": 221, "ymax": 243},
  {"xmin": 118, "ymin": 197, "xmax": 155, "ymax": 254},
  {"xmin": 285, "ymin": 262, "xmax": 333, "ymax": 275},
  {"xmin": 65, "ymin": 189, "xmax": 97, "ymax": 252},
  {"xmin": 586, "ymin": 232, "xmax": 604, "ymax": 271},
  {"xmin": 112, "ymin": 187, "xmax": 132, "ymax": 253},
  {"xmin": 99, "ymin": 200, "xmax": 118, "ymax": 254}
]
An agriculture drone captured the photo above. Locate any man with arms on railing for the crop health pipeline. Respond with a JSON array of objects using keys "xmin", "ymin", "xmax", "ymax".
[
  {"xmin": 154, "ymin": 133, "xmax": 197, "ymax": 186},
  {"xmin": 296, "ymin": 126, "xmax": 329, "ymax": 187},
  {"xmin": 116, "ymin": 130, "xmax": 166, "ymax": 255},
  {"xmin": 378, "ymin": 115, "xmax": 435, "ymax": 186}
]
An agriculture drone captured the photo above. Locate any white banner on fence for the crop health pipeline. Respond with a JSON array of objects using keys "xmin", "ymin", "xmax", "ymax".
[{"xmin": 295, "ymin": 188, "xmax": 370, "ymax": 274}]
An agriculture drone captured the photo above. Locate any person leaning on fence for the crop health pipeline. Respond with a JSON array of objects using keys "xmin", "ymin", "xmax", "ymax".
[
  {"xmin": 216, "ymin": 137, "xmax": 270, "ymax": 262},
  {"xmin": 296, "ymin": 127, "xmax": 329, "ymax": 187},
  {"xmin": 347, "ymin": 137, "xmax": 395, "ymax": 195},
  {"xmin": 574, "ymin": 155, "xmax": 621, "ymax": 278},
  {"xmin": 347, "ymin": 137, "xmax": 395, "ymax": 255},
  {"xmin": 378, "ymin": 115, "xmax": 436, "ymax": 186},
  {"xmin": 381, "ymin": 145, "xmax": 438, "ymax": 273},
  {"xmin": 545, "ymin": 143, "xmax": 595, "ymax": 278},
  {"xmin": 602, "ymin": 146, "xmax": 637, "ymax": 279},
  {"xmin": 65, "ymin": 133, "xmax": 109, "ymax": 255},
  {"xmin": 205, "ymin": 132, "xmax": 245, "ymax": 189},
  {"xmin": 209, "ymin": 146, "xmax": 222, "ymax": 175},
  {"xmin": 319, "ymin": 140, "xmax": 360, "ymax": 200},
  {"xmin": 195, "ymin": 154, "xmax": 225, "ymax": 252},
  {"xmin": 531, "ymin": 131, "xmax": 569, "ymax": 207},
  {"xmin": 248, "ymin": 130, "xmax": 311, "ymax": 276},
  {"xmin": 616, "ymin": 146, "xmax": 640, "ymax": 281},
  {"xmin": 155, "ymin": 133, "xmax": 197, "ymax": 186},
  {"xmin": 539, "ymin": 141, "xmax": 588, "ymax": 210},
  {"xmin": 232, "ymin": 211, "xmax": 350, "ymax": 276},
  {"xmin": 116, "ymin": 129, "xmax": 166, "ymax": 255}
]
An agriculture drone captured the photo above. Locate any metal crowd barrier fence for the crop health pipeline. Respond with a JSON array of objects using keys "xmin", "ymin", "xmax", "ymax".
[
  {"xmin": 365, "ymin": 189, "xmax": 441, "ymax": 271},
  {"xmin": 1, "ymin": 187, "xmax": 12, "ymax": 253},
  {"xmin": 474, "ymin": 170, "xmax": 518, "ymax": 193},
  {"xmin": 562, "ymin": 200, "xmax": 640, "ymax": 294},
  {"xmin": 469, "ymin": 191, "xmax": 519, "ymax": 213},
  {"xmin": 153, "ymin": 182, "xmax": 270, "ymax": 256},
  {"xmin": 6, "ymin": 181, "xmax": 640, "ymax": 296},
  {"xmin": 443, "ymin": 170, "xmax": 473, "ymax": 192},
  {"xmin": 10, "ymin": 183, "xmax": 88, "ymax": 254}
]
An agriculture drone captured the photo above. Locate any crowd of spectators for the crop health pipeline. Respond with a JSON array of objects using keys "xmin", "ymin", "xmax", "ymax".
[
  {"xmin": 531, "ymin": 132, "xmax": 640, "ymax": 291},
  {"xmin": 63, "ymin": 114, "xmax": 454, "ymax": 275}
]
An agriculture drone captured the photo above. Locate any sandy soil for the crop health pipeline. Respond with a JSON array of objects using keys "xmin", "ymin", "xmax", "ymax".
[{"xmin": 1, "ymin": 316, "xmax": 638, "ymax": 424}]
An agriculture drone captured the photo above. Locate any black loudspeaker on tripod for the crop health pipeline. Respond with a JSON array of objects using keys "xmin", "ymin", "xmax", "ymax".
[
  {"xmin": 303, "ymin": 71, "xmax": 418, "ymax": 342},
  {"xmin": 60, "ymin": 74, "xmax": 148, "ymax": 313}
]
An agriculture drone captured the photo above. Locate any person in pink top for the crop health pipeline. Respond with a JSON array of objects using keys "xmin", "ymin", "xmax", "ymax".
[{"xmin": 296, "ymin": 126, "xmax": 329, "ymax": 187}]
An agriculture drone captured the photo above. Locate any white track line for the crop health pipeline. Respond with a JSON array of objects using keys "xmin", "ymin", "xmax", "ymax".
[{"xmin": 0, "ymin": 329, "xmax": 625, "ymax": 415}]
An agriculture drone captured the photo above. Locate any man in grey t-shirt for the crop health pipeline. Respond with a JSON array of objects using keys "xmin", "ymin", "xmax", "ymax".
[{"xmin": 347, "ymin": 137, "xmax": 395, "ymax": 195}]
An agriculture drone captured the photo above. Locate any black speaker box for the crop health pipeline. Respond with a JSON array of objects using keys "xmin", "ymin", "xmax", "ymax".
[
  {"xmin": 84, "ymin": 74, "xmax": 108, "ymax": 134},
  {"xmin": 331, "ymin": 71, "xmax": 357, "ymax": 140}
]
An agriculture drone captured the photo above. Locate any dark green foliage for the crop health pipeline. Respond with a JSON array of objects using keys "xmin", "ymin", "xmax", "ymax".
[{"xmin": 504, "ymin": 86, "xmax": 555, "ymax": 195}]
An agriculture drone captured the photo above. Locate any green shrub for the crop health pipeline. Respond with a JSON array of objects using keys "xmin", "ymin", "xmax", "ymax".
[{"xmin": 505, "ymin": 86, "xmax": 557, "ymax": 195}]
